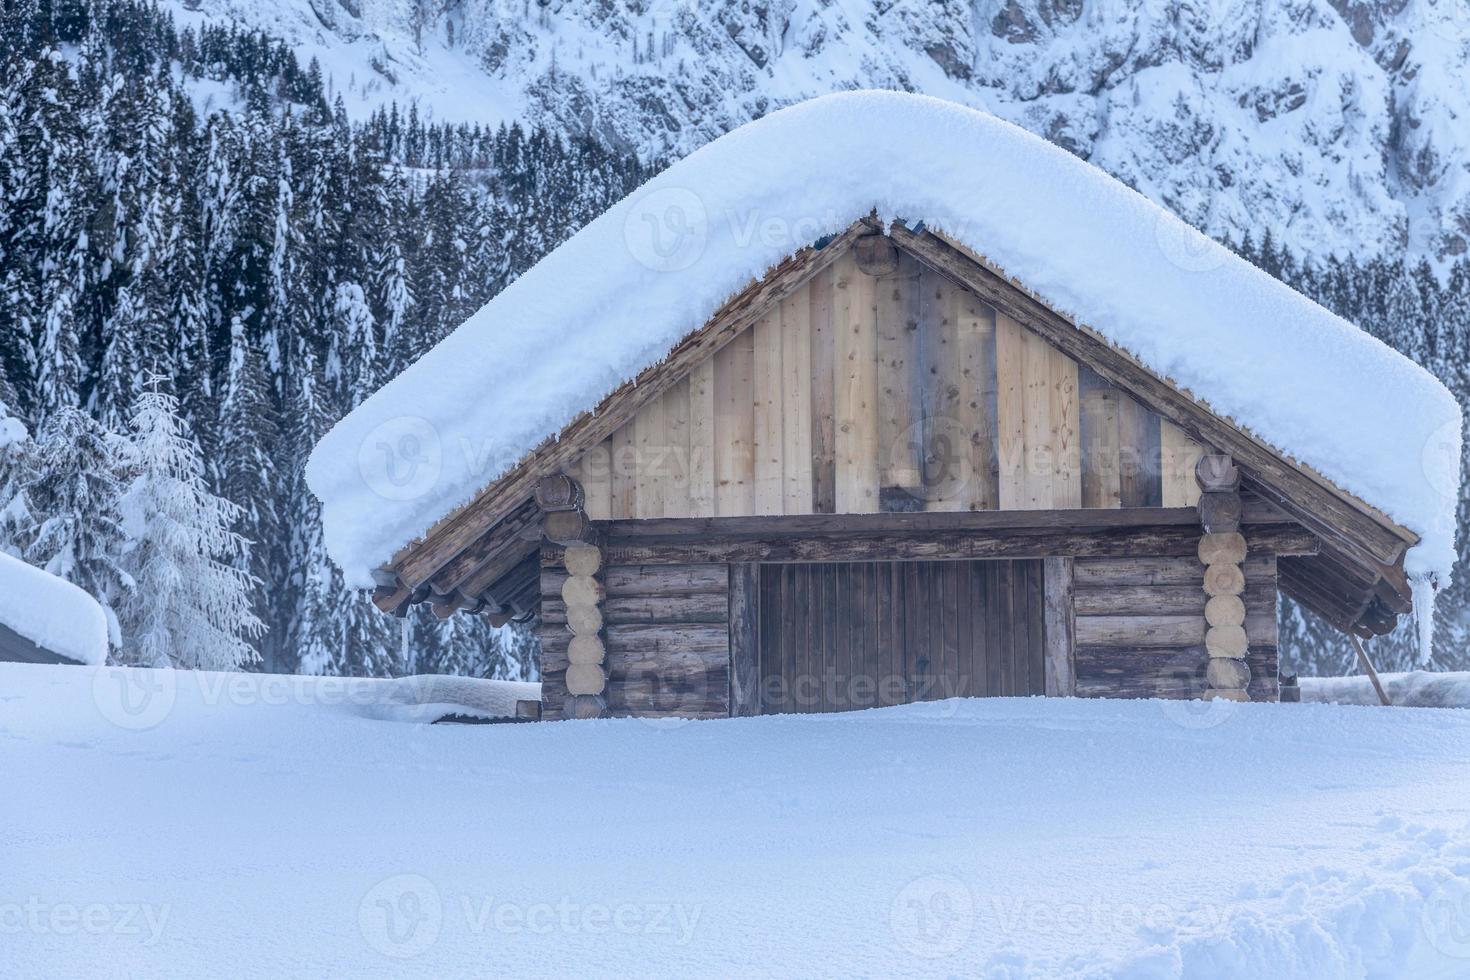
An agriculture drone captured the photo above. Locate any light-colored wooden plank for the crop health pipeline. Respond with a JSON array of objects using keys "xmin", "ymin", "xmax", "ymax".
[
  {"xmin": 995, "ymin": 312, "xmax": 1026, "ymax": 509},
  {"xmin": 957, "ymin": 286, "xmax": 998, "ymax": 511},
  {"xmin": 714, "ymin": 329, "xmax": 755, "ymax": 516},
  {"xmin": 1080, "ymin": 370, "xmax": 1122, "ymax": 509},
  {"xmin": 809, "ymin": 266, "xmax": 838, "ymax": 514},
  {"xmin": 580, "ymin": 438, "xmax": 614, "ymax": 521},
  {"xmin": 1161, "ymin": 420, "xmax": 1204, "ymax": 508},
  {"xmin": 610, "ymin": 422, "xmax": 637, "ymax": 519},
  {"xmin": 752, "ymin": 309, "xmax": 785, "ymax": 515},
  {"xmin": 633, "ymin": 390, "xmax": 666, "ymax": 518},
  {"xmin": 1021, "ymin": 325, "xmax": 1054, "ymax": 509},
  {"xmin": 877, "ymin": 255, "xmax": 922, "ymax": 497},
  {"xmin": 780, "ymin": 291, "xmax": 814, "ymax": 514},
  {"xmin": 687, "ymin": 359, "xmax": 717, "ymax": 517},
  {"xmin": 921, "ymin": 268, "xmax": 960, "ymax": 511},
  {"xmin": 1049, "ymin": 346, "xmax": 1081, "ymax": 509},
  {"xmin": 834, "ymin": 253, "xmax": 880, "ymax": 513},
  {"xmin": 662, "ymin": 379, "xmax": 692, "ymax": 519}
]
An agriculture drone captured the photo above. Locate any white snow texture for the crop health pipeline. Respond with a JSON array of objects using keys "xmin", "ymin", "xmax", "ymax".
[
  {"xmin": 0, "ymin": 551, "xmax": 109, "ymax": 665},
  {"xmin": 308, "ymin": 91, "xmax": 1462, "ymax": 588},
  {"xmin": 7, "ymin": 661, "xmax": 1470, "ymax": 978}
]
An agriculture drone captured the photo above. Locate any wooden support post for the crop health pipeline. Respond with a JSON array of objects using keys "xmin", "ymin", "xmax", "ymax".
[
  {"xmin": 1196, "ymin": 456, "xmax": 1249, "ymax": 700},
  {"xmin": 538, "ymin": 476, "xmax": 607, "ymax": 719}
]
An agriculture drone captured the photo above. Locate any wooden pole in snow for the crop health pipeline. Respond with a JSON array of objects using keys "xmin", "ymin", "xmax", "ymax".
[{"xmin": 1348, "ymin": 634, "xmax": 1391, "ymax": 707}]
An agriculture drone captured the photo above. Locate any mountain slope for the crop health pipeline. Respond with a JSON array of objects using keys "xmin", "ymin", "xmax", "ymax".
[{"xmin": 166, "ymin": 0, "xmax": 1470, "ymax": 263}]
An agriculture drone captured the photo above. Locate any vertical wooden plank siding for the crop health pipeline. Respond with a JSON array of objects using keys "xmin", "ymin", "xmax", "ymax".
[
  {"xmin": 687, "ymin": 360, "xmax": 717, "ymax": 517},
  {"xmin": 1160, "ymin": 420, "xmax": 1204, "ymax": 508},
  {"xmin": 834, "ymin": 252, "xmax": 880, "ymax": 512},
  {"xmin": 808, "ymin": 265, "xmax": 838, "ymax": 514},
  {"xmin": 957, "ymin": 283, "xmax": 999, "ymax": 511},
  {"xmin": 1049, "ymin": 347, "xmax": 1082, "ymax": 508},
  {"xmin": 728, "ymin": 562, "xmax": 760, "ymax": 717},
  {"xmin": 610, "ymin": 424, "xmax": 637, "ymax": 519},
  {"xmin": 752, "ymin": 310, "xmax": 785, "ymax": 514},
  {"xmin": 994, "ymin": 312, "xmax": 1027, "ymax": 509},
  {"xmin": 780, "ymin": 293, "xmax": 814, "ymax": 514},
  {"xmin": 662, "ymin": 379, "xmax": 692, "ymax": 518},
  {"xmin": 1043, "ymin": 556, "xmax": 1076, "ymax": 696},
  {"xmin": 1118, "ymin": 394, "xmax": 1161, "ymax": 507},
  {"xmin": 633, "ymin": 390, "xmax": 666, "ymax": 519},
  {"xmin": 920, "ymin": 267, "xmax": 960, "ymax": 511},
  {"xmin": 714, "ymin": 329, "xmax": 755, "ymax": 515},
  {"xmin": 877, "ymin": 254, "xmax": 923, "ymax": 497},
  {"xmin": 570, "ymin": 245, "xmax": 1189, "ymax": 522},
  {"xmin": 1020, "ymin": 326, "xmax": 1054, "ymax": 509},
  {"xmin": 580, "ymin": 438, "xmax": 614, "ymax": 520},
  {"xmin": 1080, "ymin": 367, "xmax": 1122, "ymax": 509}
]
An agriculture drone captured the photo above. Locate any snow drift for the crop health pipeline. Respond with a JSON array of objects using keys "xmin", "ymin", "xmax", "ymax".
[{"xmin": 307, "ymin": 91, "xmax": 1462, "ymax": 587}]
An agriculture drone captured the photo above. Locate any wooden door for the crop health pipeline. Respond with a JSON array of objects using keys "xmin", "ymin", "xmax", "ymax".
[{"xmin": 755, "ymin": 559, "xmax": 1045, "ymax": 714}]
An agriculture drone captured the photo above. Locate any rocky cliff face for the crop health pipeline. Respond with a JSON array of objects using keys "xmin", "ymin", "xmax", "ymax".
[{"xmin": 173, "ymin": 0, "xmax": 1470, "ymax": 261}]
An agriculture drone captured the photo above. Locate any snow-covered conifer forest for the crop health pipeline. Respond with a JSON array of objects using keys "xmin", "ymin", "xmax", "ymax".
[{"xmin": 1, "ymin": 0, "xmax": 1468, "ymax": 676}]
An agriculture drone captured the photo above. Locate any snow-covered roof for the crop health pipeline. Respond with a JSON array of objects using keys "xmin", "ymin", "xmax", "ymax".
[
  {"xmin": 308, "ymin": 91, "xmax": 1462, "ymax": 588},
  {"xmin": 0, "ymin": 552, "xmax": 109, "ymax": 666}
]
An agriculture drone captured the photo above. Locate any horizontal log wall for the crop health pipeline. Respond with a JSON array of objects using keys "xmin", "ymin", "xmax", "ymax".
[
  {"xmin": 541, "ymin": 558, "xmax": 730, "ymax": 720},
  {"xmin": 1072, "ymin": 554, "xmax": 1280, "ymax": 701},
  {"xmin": 569, "ymin": 246, "xmax": 1203, "ymax": 523}
]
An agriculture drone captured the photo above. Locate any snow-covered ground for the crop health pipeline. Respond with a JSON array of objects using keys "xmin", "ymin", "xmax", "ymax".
[
  {"xmin": 1304, "ymin": 671, "xmax": 1470, "ymax": 709},
  {"xmin": 5, "ymin": 662, "xmax": 1470, "ymax": 978}
]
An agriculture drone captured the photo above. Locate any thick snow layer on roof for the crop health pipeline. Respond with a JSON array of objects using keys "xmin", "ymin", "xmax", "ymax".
[
  {"xmin": 308, "ymin": 90, "xmax": 1462, "ymax": 587},
  {"xmin": 0, "ymin": 552, "xmax": 109, "ymax": 665}
]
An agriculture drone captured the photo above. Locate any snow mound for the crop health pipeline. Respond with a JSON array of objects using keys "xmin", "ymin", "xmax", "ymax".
[
  {"xmin": 1303, "ymin": 671, "xmax": 1470, "ymax": 709},
  {"xmin": 346, "ymin": 674, "xmax": 541, "ymax": 723},
  {"xmin": 307, "ymin": 91, "xmax": 1462, "ymax": 587},
  {"xmin": 0, "ymin": 551, "xmax": 109, "ymax": 665}
]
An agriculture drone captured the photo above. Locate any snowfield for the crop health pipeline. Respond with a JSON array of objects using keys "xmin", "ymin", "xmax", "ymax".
[{"xmin": 5, "ymin": 663, "xmax": 1470, "ymax": 979}]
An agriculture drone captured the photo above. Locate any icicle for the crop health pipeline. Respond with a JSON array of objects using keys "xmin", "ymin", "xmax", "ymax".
[{"xmin": 1410, "ymin": 575, "xmax": 1438, "ymax": 666}]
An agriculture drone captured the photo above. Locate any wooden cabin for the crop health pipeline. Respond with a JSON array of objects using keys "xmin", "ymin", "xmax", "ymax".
[
  {"xmin": 359, "ymin": 216, "xmax": 1428, "ymax": 719},
  {"xmin": 313, "ymin": 95, "xmax": 1454, "ymax": 722},
  {"xmin": 0, "ymin": 551, "xmax": 109, "ymax": 667}
]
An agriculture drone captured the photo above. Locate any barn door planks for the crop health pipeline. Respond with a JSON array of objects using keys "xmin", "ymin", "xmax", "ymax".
[{"xmin": 754, "ymin": 558, "xmax": 1045, "ymax": 714}]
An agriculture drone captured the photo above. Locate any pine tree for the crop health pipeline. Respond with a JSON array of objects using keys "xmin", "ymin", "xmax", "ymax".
[
  {"xmin": 27, "ymin": 406, "xmax": 129, "ymax": 646},
  {"xmin": 115, "ymin": 386, "xmax": 263, "ymax": 669}
]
